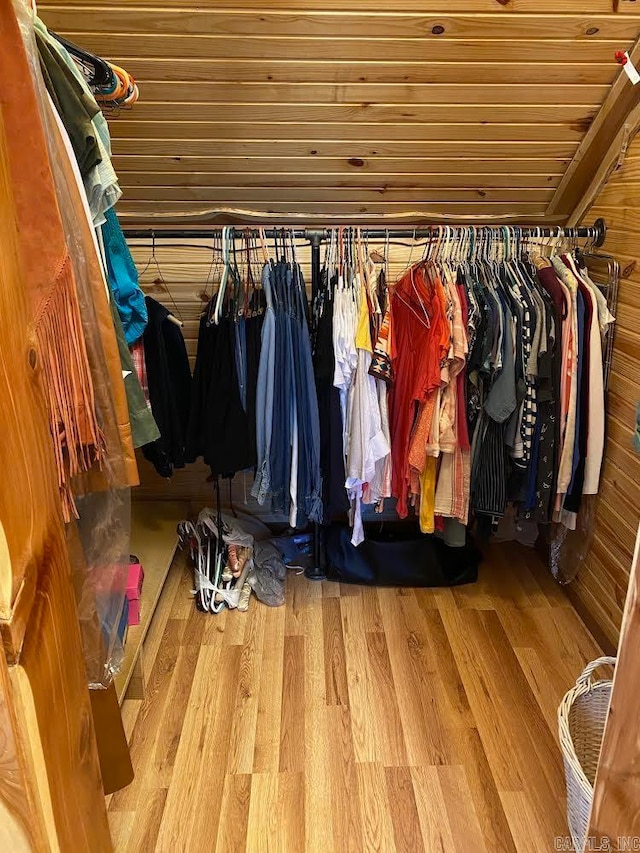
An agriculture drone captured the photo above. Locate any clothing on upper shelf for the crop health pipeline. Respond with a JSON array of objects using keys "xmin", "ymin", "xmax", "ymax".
[
  {"xmin": 142, "ymin": 297, "xmax": 192, "ymax": 478},
  {"xmin": 34, "ymin": 17, "xmax": 122, "ymax": 227},
  {"xmin": 35, "ymin": 26, "xmax": 102, "ymax": 178}
]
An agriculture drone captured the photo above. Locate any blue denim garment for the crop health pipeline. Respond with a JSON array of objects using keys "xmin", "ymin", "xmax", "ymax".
[
  {"xmin": 270, "ymin": 261, "xmax": 294, "ymax": 516},
  {"xmin": 252, "ymin": 263, "xmax": 276, "ymax": 504},
  {"xmin": 290, "ymin": 266, "xmax": 322, "ymax": 526}
]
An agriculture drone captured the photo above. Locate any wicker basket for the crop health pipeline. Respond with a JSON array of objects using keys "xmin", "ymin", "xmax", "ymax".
[{"xmin": 558, "ymin": 656, "xmax": 616, "ymax": 852}]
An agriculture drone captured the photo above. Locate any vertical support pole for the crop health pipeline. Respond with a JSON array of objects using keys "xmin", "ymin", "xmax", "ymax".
[{"xmin": 305, "ymin": 230, "xmax": 327, "ymax": 581}]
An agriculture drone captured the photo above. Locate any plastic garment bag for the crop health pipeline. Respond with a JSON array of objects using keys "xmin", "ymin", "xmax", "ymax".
[{"xmin": 15, "ymin": 0, "xmax": 134, "ymax": 687}]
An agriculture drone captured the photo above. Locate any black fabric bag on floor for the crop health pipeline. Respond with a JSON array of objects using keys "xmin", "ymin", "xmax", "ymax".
[{"xmin": 324, "ymin": 523, "xmax": 481, "ymax": 588}]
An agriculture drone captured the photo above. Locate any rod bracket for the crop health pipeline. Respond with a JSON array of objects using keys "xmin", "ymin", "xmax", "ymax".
[{"xmin": 594, "ymin": 217, "xmax": 607, "ymax": 247}]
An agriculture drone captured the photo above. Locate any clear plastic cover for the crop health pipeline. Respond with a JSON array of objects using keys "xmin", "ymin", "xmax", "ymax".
[
  {"xmin": 15, "ymin": 0, "xmax": 131, "ymax": 687},
  {"xmin": 549, "ymin": 496, "xmax": 597, "ymax": 585}
]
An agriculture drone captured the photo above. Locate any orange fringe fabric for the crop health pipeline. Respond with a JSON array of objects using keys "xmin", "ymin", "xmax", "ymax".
[{"xmin": 35, "ymin": 253, "xmax": 104, "ymax": 520}]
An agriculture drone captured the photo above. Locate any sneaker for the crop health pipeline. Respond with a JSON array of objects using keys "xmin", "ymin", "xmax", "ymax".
[{"xmin": 237, "ymin": 582, "xmax": 252, "ymax": 612}]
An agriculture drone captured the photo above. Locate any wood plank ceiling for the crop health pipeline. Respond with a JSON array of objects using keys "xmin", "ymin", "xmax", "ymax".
[{"xmin": 39, "ymin": 1, "xmax": 640, "ymax": 224}]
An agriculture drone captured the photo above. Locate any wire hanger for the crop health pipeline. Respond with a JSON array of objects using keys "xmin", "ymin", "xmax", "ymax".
[{"xmin": 138, "ymin": 232, "xmax": 183, "ymax": 326}]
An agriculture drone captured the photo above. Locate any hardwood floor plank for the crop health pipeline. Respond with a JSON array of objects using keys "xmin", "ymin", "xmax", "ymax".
[
  {"xmin": 322, "ymin": 597, "xmax": 350, "ymax": 707},
  {"xmin": 154, "ymin": 644, "xmax": 240, "ymax": 851},
  {"xmin": 356, "ymin": 763, "xmax": 397, "ymax": 853},
  {"xmin": 412, "ymin": 605, "xmax": 473, "ymax": 727},
  {"xmin": 365, "ymin": 631, "xmax": 409, "ymax": 767},
  {"xmin": 279, "ymin": 635, "xmax": 306, "ymax": 774},
  {"xmin": 140, "ymin": 557, "xmax": 185, "ymax": 681},
  {"xmin": 227, "ymin": 602, "xmax": 267, "ymax": 775},
  {"xmin": 201, "ymin": 606, "xmax": 228, "ymax": 645},
  {"xmin": 439, "ymin": 765, "xmax": 489, "ymax": 853},
  {"xmin": 340, "ymin": 595, "xmax": 378, "ymax": 764},
  {"xmin": 110, "ymin": 619, "xmax": 184, "ymax": 812},
  {"xmin": 214, "ymin": 774, "xmax": 252, "ymax": 853},
  {"xmin": 455, "ymin": 727, "xmax": 518, "ymax": 853},
  {"xmin": 321, "ymin": 579, "xmax": 341, "ymax": 598},
  {"xmin": 377, "ymin": 589, "xmax": 455, "ymax": 765},
  {"xmin": 148, "ymin": 639, "xmax": 200, "ymax": 788},
  {"xmin": 169, "ymin": 559, "xmax": 194, "ymax": 620},
  {"xmin": 410, "ymin": 766, "xmax": 457, "ymax": 853},
  {"xmin": 253, "ymin": 604, "xmax": 286, "ymax": 774},
  {"xmin": 246, "ymin": 774, "xmax": 280, "ymax": 853},
  {"xmin": 441, "ymin": 608, "xmax": 569, "ymax": 843},
  {"xmin": 327, "ymin": 706, "xmax": 364, "ymax": 853},
  {"xmin": 277, "ymin": 772, "xmax": 305, "ymax": 853},
  {"xmin": 222, "ymin": 609, "xmax": 249, "ymax": 647},
  {"xmin": 107, "ymin": 812, "xmax": 135, "ymax": 852},
  {"xmin": 361, "ymin": 586, "xmax": 384, "ymax": 632},
  {"xmin": 385, "ymin": 766, "xmax": 426, "ymax": 853},
  {"xmin": 303, "ymin": 601, "xmax": 334, "ymax": 852},
  {"xmin": 284, "ymin": 570, "xmax": 308, "ymax": 637},
  {"xmin": 497, "ymin": 605, "xmax": 600, "ymax": 732},
  {"xmin": 123, "ymin": 788, "xmax": 167, "ymax": 853},
  {"xmin": 500, "ymin": 790, "xmax": 553, "ymax": 853}
]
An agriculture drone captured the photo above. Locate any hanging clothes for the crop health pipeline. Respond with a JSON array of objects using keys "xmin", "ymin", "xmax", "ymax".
[
  {"xmin": 309, "ymin": 228, "xmax": 614, "ymax": 546},
  {"xmin": 252, "ymin": 251, "xmax": 322, "ymax": 526},
  {"xmin": 143, "ymin": 297, "xmax": 192, "ymax": 477},
  {"xmin": 101, "ymin": 208, "xmax": 148, "ymax": 344},
  {"xmin": 312, "ymin": 267, "xmax": 350, "ymax": 521}
]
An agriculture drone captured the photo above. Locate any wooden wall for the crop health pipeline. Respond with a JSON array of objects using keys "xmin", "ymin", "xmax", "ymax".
[
  {"xmin": 39, "ymin": 1, "xmax": 640, "ymax": 224},
  {"xmin": 567, "ymin": 135, "xmax": 640, "ymax": 653}
]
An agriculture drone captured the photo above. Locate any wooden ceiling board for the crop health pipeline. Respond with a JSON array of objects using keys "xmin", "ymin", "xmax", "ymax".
[
  {"xmin": 117, "ymin": 171, "xmax": 563, "ymax": 188},
  {"xmin": 40, "ymin": 10, "xmax": 640, "ymax": 40},
  {"xmin": 112, "ymin": 157, "xmax": 572, "ymax": 175},
  {"xmin": 38, "ymin": 2, "xmax": 640, "ymax": 223},
  {"xmin": 107, "ymin": 122, "xmax": 587, "ymax": 142},
  {"xmin": 44, "ymin": 34, "xmax": 634, "ymax": 63},
  {"xmin": 93, "ymin": 60, "xmax": 621, "ymax": 85},
  {"xmin": 38, "ymin": 1, "xmax": 640, "ymax": 13},
  {"xmin": 130, "ymin": 82, "xmax": 612, "ymax": 105}
]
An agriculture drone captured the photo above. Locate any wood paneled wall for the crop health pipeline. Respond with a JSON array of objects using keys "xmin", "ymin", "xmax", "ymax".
[
  {"xmin": 568, "ymin": 137, "xmax": 640, "ymax": 653},
  {"xmin": 39, "ymin": 1, "xmax": 640, "ymax": 223}
]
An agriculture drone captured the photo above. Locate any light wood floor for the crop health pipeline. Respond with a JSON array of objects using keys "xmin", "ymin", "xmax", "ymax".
[{"xmin": 108, "ymin": 541, "xmax": 603, "ymax": 852}]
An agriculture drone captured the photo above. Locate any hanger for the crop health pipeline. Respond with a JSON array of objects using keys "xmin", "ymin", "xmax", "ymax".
[
  {"xmin": 212, "ymin": 226, "xmax": 231, "ymax": 325},
  {"xmin": 197, "ymin": 230, "xmax": 221, "ymax": 305},
  {"xmin": 49, "ymin": 30, "xmax": 114, "ymax": 88}
]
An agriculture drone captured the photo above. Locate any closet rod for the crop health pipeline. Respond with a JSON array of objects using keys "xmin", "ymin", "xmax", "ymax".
[{"xmin": 122, "ymin": 219, "xmax": 606, "ymax": 247}]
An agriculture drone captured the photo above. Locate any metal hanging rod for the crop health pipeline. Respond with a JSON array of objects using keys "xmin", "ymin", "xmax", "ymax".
[{"xmin": 122, "ymin": 219, "xmax": 606, "ymax": 248}]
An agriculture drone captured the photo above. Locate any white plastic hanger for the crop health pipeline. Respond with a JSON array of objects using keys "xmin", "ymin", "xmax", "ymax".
[{"xmin": 213, "ymin": 226, "xmax": 231, "ymax": 325}]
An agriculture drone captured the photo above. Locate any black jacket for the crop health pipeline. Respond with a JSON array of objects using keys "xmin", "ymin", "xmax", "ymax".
[{"xmin": 142, "ymin": 297, "xmax": 192, "ymax": 477}]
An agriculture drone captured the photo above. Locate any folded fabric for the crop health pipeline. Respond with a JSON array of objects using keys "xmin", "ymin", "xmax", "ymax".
[{"xmin": 102, "ymin": 207, "xmax": 148, "ymax": 344}]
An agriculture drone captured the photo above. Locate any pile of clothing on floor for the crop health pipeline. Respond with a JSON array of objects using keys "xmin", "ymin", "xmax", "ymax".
[{"xmin": 177, "ymin": 508, "xmax": 310, "ymax": 614}]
